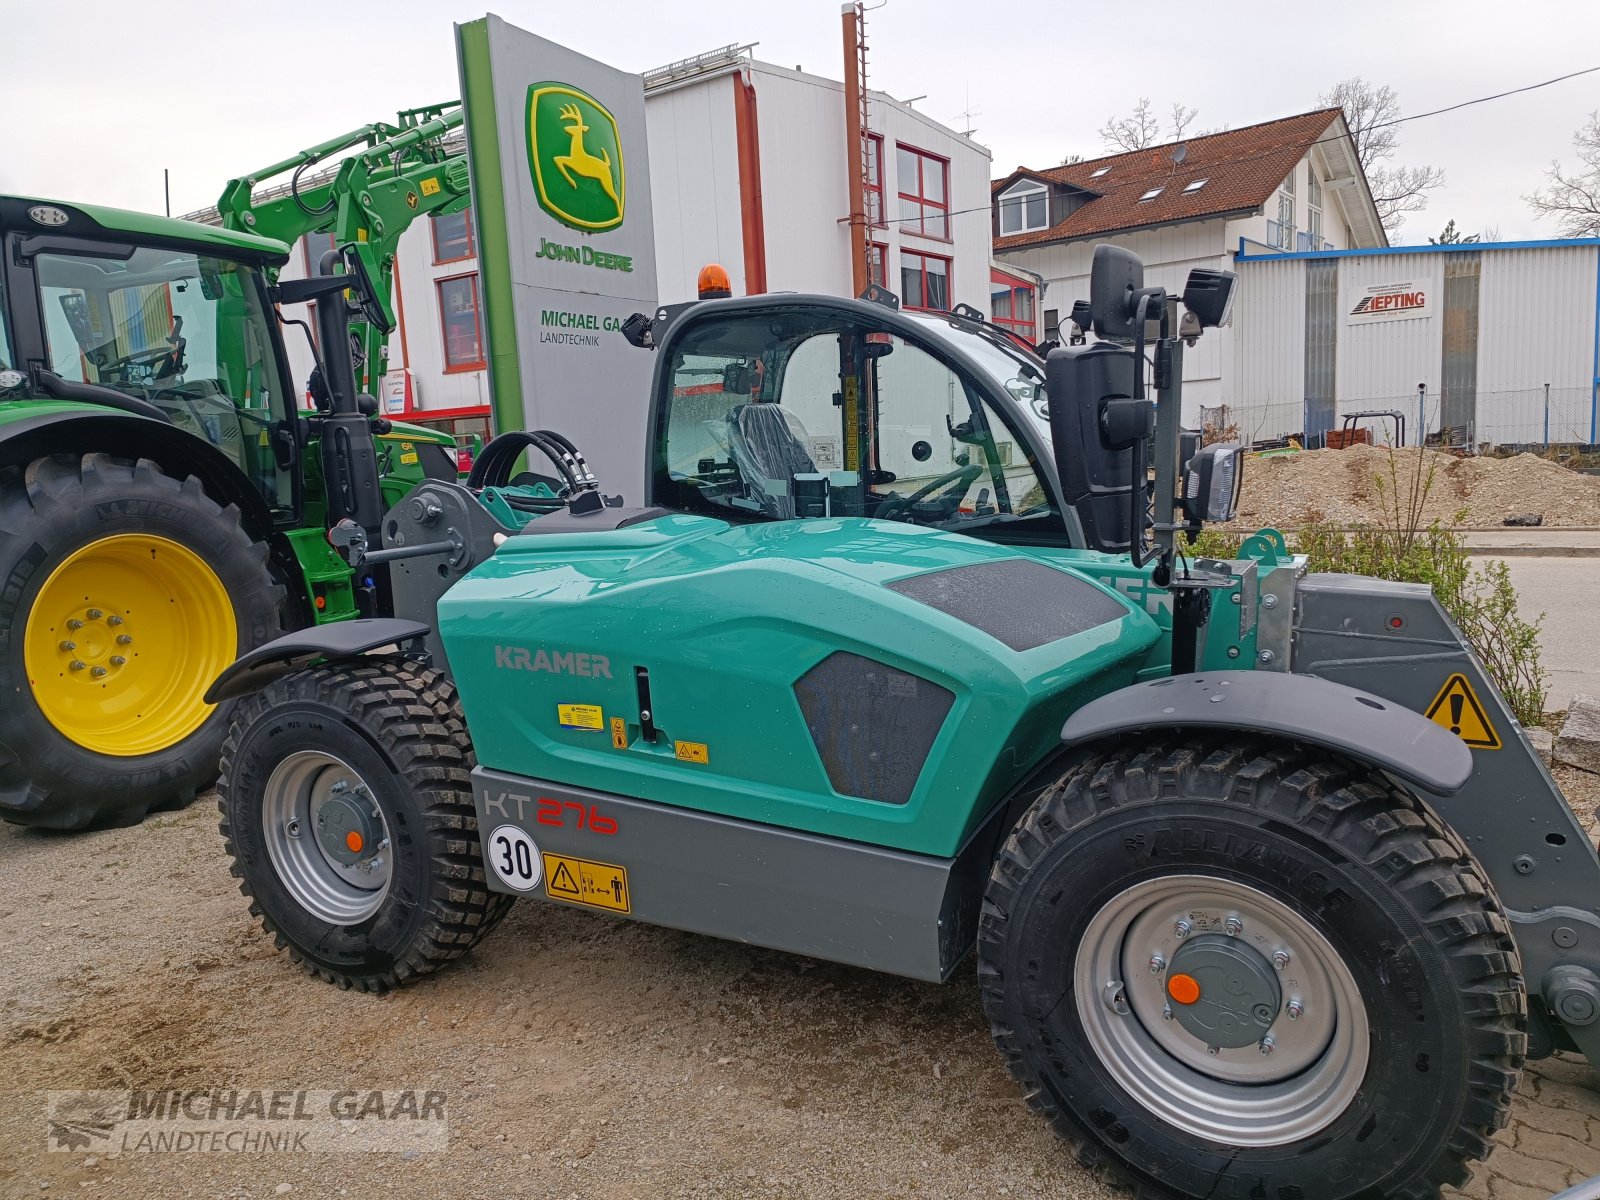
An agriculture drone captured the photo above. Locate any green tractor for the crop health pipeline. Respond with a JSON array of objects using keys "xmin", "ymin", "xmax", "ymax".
[
  {"xmin": 211, "ymin": 246, "xmax": 1594, "ymax": 1198},
  {"xmin": 0, "ymin": 106, "xmax": 477, "ymax": 828}
]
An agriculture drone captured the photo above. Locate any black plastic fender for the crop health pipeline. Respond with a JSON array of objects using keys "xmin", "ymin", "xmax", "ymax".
[
  {"xmin": 204, "ymin": 618, "xmax": 431, "ymax": 704},
  {"xmin": 1061, "ymin": 670, "xmax": 1472, "ymax": 796}
]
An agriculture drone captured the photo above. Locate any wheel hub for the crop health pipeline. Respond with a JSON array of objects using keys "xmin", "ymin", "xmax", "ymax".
[
  {"xmin": 1164, "ymin": 934, "xmax": 1281, "ymax": 1048},
  {"xmin": 314, "ymin": 785, "xmax": 384, "ymax": 868}
]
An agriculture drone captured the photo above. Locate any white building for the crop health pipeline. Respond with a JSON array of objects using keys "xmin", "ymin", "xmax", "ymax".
[
  {"xmin": 992, "ymin": 109, "xmax": 1385, "ymax": 424},
  {"xmin": 276, "ymin": 45, "xmax": 995, "ymax": 448},
  {"xmin": 1230, "ymin": 238, "xmax": 1600, "ymax": 448}
]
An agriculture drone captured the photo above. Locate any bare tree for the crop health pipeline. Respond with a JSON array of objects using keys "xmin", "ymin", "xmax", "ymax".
[
  {"xmin": 1098, "ymin": 98, "xmax": 1161, "ymax": 152},
  {"xmin": 1169, "ymin": 103, "xmax": 1198, "ymax": 142},
  {"xmin": 1319, "ymin": 77, "xmax": 1444, "ymax": 236},
  {"xmin": 1525, "ymin": 111, "xmax": 1600, "ymax": 237}
]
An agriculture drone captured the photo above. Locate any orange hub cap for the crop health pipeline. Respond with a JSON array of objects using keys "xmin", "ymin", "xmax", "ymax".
[
  {"xmin": 1167, "ymin": 973, "xmax": 1201, "ymax": 1005},
  {"xmin": 345, "ymin": 831, "xmax": 365, "ymax": 853}
]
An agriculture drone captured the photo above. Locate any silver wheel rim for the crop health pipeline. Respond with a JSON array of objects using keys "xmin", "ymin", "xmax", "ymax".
[
  {"xmin": 1075, "ymin": 874, "xmax": 1370, "ymax": 1146},
  {"xmin": 261, "ymin": 751, "xmax": 392, "ymax": 925}
]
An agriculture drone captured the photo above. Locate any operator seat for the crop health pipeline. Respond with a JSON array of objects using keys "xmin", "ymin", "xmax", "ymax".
[{"xmin": 727, "ymin": 402, "xmax": 816, "ymax": 519}]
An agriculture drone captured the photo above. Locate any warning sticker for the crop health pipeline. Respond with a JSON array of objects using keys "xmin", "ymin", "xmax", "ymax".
[
  {"xmin": 610, "ymin": 716, "xmax": 628, "ymax": 750},
  {"xmin": 1424, "ymin": 673, "xmax": 1502, "ymax": 750},
  {"xmin": 674, "ymin": 740, "xmax": 709, "ymax": 764},
  {"xmin": 557, "ymin": 703, "xmax": 604, "ymax": 731},
  {"xmin": 420, "ymin": 177, "xmax": 441, "ymax": 196},
  {"xmin": 542, "ymin": 853, "xmax": 630, "ymax": 913}
]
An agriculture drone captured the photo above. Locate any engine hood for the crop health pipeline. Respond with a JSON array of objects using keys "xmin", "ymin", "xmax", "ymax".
[{"xmin": 439, "ymin": 515, "xmax": 1160, "ymax": 856}]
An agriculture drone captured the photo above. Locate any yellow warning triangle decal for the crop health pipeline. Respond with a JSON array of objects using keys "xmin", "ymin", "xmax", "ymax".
[
  {"xmin": 549, "ymin": 861, "xmax": 581, "ymax": 896},
  {"xmin": 1423, "ymin": 673, "xmax": 1501, "ymax": 750}
]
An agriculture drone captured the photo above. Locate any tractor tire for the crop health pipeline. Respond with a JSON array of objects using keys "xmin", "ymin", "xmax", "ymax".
[
  {"xmin": 217, "ymin": 658, "xmax": 514, "ymax": 992},
  {"xmin": 0, "ymin": 452, "xmax": 284, "ymax": 829},
  {"xmin": 978, "ymin": 736, "xmax": 1525, "ymax": 1200}
]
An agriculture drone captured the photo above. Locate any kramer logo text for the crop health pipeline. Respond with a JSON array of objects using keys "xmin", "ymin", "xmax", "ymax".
[{"xmin": 495, "ymin": 646, "xmax": 613, "ymax": 678}]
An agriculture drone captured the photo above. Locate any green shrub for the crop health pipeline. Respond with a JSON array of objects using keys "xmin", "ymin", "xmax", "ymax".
[{"xmin": 1285, "ymin": 449, "xmax": 1548, "ymax": 725}]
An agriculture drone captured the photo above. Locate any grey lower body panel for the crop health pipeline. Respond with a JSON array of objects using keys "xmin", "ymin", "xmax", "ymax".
[{"xmin": 472, "ymin": 767, "xmax": 1002, "ymax": 982}]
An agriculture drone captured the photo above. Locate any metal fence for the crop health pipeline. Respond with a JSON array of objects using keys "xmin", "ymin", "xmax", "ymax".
[{"xmin": 1214, "ymin": 386, "xmax": 1600, "ymax": 452}]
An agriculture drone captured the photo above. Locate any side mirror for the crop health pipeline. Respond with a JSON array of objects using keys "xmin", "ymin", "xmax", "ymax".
[
  {"xmin": 338, "ymin": 244, "xmax": 395, "ymax": 335},
  {"xmin": 1088, "ymin": 245, "xmax": 1144, "ymax": 339}
]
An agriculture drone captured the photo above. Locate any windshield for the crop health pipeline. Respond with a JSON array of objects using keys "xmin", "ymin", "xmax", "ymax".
[
  {"xmin": 653, "ymin": 308, "xmax": 1063, "ymax": 536},
  {"xmin": 902, "ymin": 312, "xmax": 1051, "ymax": 433},
  {"xmin": 34, "ymin": 245, "xmax": 293, "ymax": 514}
]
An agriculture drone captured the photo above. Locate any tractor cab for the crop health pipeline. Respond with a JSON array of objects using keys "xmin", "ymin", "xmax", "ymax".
[{"xmin": 642, "ymin": 294, "xmax": 1071, "ymax": 547}]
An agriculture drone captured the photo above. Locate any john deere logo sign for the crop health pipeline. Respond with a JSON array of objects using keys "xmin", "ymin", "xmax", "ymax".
[{"xmin": 527, "ymin": 83, "xmax": 625, "ymax": 232}]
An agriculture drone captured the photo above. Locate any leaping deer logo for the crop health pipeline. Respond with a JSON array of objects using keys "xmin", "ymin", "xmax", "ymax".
[
  {"xmin": 527, "ymin": 84, "xmax": 626, "ymax": 232},
  {"xmin": 553, "ymin": 103, "xmax": 619, "ymax": 209}
]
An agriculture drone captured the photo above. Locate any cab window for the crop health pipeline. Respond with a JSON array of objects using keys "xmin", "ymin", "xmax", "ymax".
[
  {"xmin": 654, "ymin": 311, "xmax": 1059, "ymax": 535},
  {"xmin": 34, "ymin": 245, "xmax": 293, "ymax": 515}
]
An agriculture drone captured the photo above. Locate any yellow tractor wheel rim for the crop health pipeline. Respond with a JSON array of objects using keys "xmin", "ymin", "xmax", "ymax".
[{"xmin": 23, "ymin": 533, "xmax": 237, "ymax": 757}]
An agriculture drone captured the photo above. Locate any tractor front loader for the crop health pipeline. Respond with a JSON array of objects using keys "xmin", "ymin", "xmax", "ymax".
[{"xmin": 209, "ymin": 245, "xmax": 1599, "ymax": 1199}]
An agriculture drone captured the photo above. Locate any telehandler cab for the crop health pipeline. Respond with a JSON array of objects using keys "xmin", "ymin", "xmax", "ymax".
[{"xmin": 211, "ymin": 245, "xmax": 1594, "ymax": 1199}]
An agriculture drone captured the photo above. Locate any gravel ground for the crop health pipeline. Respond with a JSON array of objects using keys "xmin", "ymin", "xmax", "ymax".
[
  {"xmin": 3, "ymin": 768, "xmax": 1599, "ymax": 1200},
  {"xmin": 1229, "ymin": 445, "xmax": 1600, "ymax": 530}
]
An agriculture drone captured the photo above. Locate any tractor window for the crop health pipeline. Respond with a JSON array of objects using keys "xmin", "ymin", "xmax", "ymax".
[
  {"xmin": 654, "ymin": 313, "xmax": 1057, "ymax": 533},
  {"xmin": 34, "ymin": 246, "xmax": 293, "ymax": 515}
]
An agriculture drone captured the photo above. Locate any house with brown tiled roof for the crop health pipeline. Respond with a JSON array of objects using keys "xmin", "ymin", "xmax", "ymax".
[{"xmin": 991, "ymin": 108, "xmax": 1384, "ymax": 420}]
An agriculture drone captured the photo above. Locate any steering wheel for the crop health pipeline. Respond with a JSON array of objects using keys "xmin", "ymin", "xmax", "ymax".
[{"xmin": 875, "ymin": 463, "xmax": 983, "ymax": 524}]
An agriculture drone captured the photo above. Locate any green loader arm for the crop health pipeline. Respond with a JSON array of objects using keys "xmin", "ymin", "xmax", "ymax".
[{"xmin": 215, "ymin": 103, "xmax": 472, "ymax": 394}]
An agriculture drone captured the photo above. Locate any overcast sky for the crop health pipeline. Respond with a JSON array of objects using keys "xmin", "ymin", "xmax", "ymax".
[{"xmin": 5, "ymin": 0, "xmax": 1596, "ymax": 244}]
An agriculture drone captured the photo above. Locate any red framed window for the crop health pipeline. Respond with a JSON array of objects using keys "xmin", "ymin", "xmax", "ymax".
[
  {"xmin": 865, "ymin": 134, "xmax": 886, "ymax": 227},
  {"xmin": 990, "ymin": 269, "xmax": 1037, "ymax": 340},
  {"xmin": 437, "ymin": 273, "xmax": 486, "ymax": 372},
  {"xmin": 896, "ymin": 144, "xmax": 949, "ymax": 240},
  {"xmin": 901, "ymin": 250, "xmax": 951, "ymax": 312},
  {"xmin": 868, "ymin": 242, "xmax": 889, "ymax": 289},
  {"xmin": 431, "ymin": 208, "xmax": 475, "ymax": 263}
]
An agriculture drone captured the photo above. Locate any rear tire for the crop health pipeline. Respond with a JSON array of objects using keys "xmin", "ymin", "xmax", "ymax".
[
  {"xmin": 0, "ymin": 452, "xmax": 284, "ymax": 829},
  {"xmin": 218, "ymin": 658, "xmax": 514, "ymax": 991},
  {"xmin": 978, "ymin": 736, "xmax": 1525, "ymax": 1200}
]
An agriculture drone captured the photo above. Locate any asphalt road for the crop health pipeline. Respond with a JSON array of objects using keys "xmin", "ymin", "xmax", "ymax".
[{"xmin": 1478, "ymin": 555, "xmax": 1599, "ymax": 714}]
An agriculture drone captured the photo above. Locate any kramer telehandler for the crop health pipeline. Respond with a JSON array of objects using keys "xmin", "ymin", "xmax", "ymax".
[
  {"xmin": 210, "ymin": 245, "xmax": 1596, "ymax": 1198},
  {"xmin": 0, "ymin": 105, "xmax": 476, "ymax": 829}
]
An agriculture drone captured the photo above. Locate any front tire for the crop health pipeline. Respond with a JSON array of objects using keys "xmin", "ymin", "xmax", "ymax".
[
  {"xmin": 0, "ymin": 452, "xmax": 284, "ymax": 828},
  {"xmin": 218, "ymin": 658, "xmax": 513, "ymax": 991},
  {"xmin": 978, "ymin": 737, "xmax": 1525, "ymax": 1200}
]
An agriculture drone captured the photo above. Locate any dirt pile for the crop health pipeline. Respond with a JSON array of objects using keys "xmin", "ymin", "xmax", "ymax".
[{"xmin": 1229, "ymin": 444, "xmax": 1600, "ymax": 529}]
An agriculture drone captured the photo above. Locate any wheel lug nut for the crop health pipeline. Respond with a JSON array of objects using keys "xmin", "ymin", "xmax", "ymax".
[
  {"xmin": 1287, "ymin": 1000, "xmax": 1303, "ymax": 1020},
  {"xmin": 1273, "ymin": 950, "xmax": 1291, "ymax": 970},
  {"xmin": 1206, "ymin": 1045, "xmax": 1220, "ymax": 1056},
  {"xmin": 1225, "ymin": 916, "xmax": 1243, "ymax": 937},
  {"xmin": 69, "ymin": 660, "xmax": 86, "ymax": 671},
  {"xmin": 59, "ymin": 640, "xmax": 76, "ymax": 652},
  {"xmin": 86, "ymin": 608, "xmax": 103, "ymax": 620},
  {"xmin": 1259, "ymin": 1036, "xmax": 1275, "ymax": 1055},
  {"xmin": 1162, "ymin": 1005, "xmax": 1174, "ymax": 1021},
  {"xmin": 1173, "ymin": 919, "xmax": 1192, "ymax": 939},
  {"xmin": 116, "ymin": 634, "xmax": 133, "ymax": 645},
  {"xmin": 107, "ymin": 615, "xmax": 123, "ymax": 626},
  {"xmin": 67, "ymin": 619, "xmax": 84, "ymax": 630},
  {"xmin": 110, "ymin": 655, "xmax": 126, "ymax": 667},
  {"xmin": 1149, "ymin": 954, "xmax": 1166, "ymax": 974},
  {"xmin": 90, "ymin": 666, "xmax": 107, "ymax": 678}
]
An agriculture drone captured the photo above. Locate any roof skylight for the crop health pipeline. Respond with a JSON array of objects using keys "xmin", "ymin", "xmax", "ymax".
[
  {"xmin": 1138, "ymin": 186, "xmax": 1163, "ymax": 201},
  {"xmin": 1183, "ymin": 178, "xmax": 1209, "ymax": 193},
  {"xmin": 1090, "ymin": 166, "xmax": 1110, "ymax": 177}
]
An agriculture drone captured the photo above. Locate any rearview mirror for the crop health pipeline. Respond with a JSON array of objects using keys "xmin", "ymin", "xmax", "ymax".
[
  {"xmin": 338, "ymin": 244, "xmax": 394, "ymax": 335},
  {"xmin": 1089, "ymin": 244, "xmax": 1144, "ymax": 340}
]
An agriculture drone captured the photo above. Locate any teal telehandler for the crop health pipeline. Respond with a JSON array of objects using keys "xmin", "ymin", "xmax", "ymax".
[{"xmin": 209, "ymin": 245, "xmax": 1595, "ymax": 1199}]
